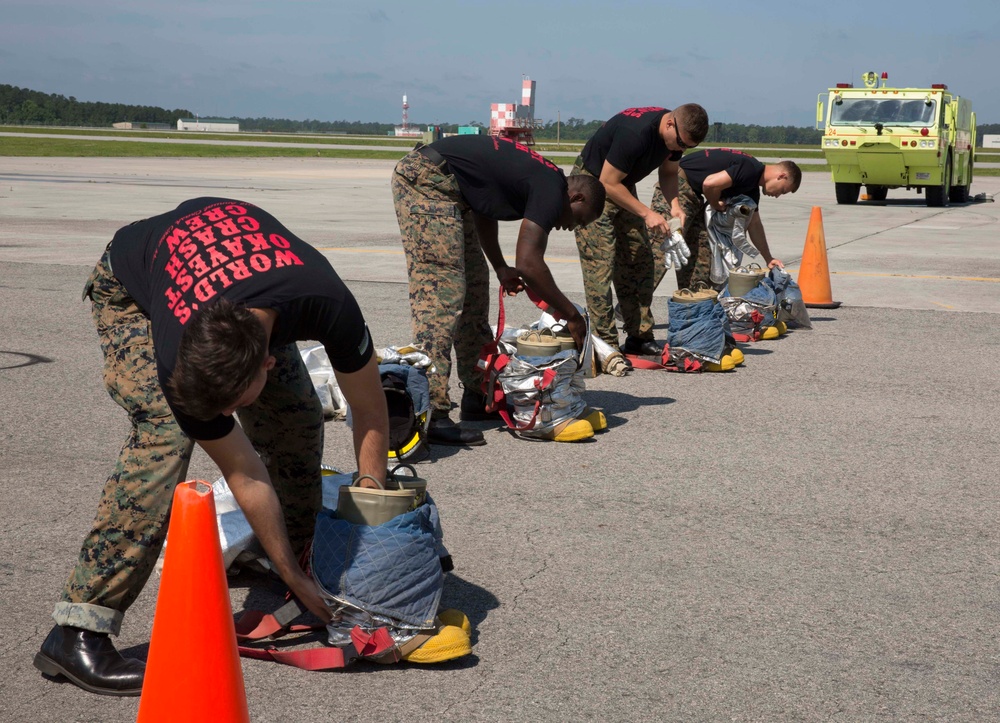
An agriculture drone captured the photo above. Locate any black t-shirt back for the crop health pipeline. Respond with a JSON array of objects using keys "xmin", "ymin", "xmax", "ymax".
[
  {"xmin": 680, "ymin": 149, "xmax": 765, "ymax": 204},
  {"xmin": 109, "ymin": 198, "xmax": 372, "ymax": 440},
  {"xmin": 580, "ymin": 107, "xmax": 683, "ymax": 187},
  {"xmin": 429, "ymin": 135, "xmax": 568, "ymax": 232}
]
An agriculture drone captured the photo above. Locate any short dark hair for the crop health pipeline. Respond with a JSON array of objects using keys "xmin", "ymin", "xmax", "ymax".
[
  {"xmin": 567, "ymin": 173, "xmax": 607, "ymax": 215},
  {"xmin": 673, "ymin": 103, "xmax": 710, "ymax": 145},
  {"xmin": 167, "ymin": 298, "xmax": 268, "ymax": 420},
  {"xmin": 777, "ymin": 161, "xmax": 803, "ymax": 192}
]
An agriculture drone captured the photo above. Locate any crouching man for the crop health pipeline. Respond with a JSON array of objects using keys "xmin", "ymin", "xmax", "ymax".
[{"xmin": 34, "ymin": 198, "xmax": 389, "ymax": 695}]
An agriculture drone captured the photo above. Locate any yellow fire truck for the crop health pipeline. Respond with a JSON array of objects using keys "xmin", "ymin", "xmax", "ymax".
[{"xmin": 817, "ymin": 72, "xmax": 975, "ymax": 206}]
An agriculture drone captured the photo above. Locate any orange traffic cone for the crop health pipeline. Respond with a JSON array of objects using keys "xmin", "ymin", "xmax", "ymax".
[
  {"xmin": 137, "ymin": 481, "xmax": 249, "ymax": 723},
  {"xmin": 798, "ymin": 206, "xmax": 841, "ymax": 309}
]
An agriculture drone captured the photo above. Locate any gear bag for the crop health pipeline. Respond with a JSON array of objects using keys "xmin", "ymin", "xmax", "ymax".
[{"xmin": 477, "ymin": 287, "xmax": 589, "ymax": 439}]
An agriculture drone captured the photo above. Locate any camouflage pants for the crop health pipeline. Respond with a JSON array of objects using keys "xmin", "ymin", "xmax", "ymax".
[
  {"xmin": 571, "ymin": 158, "xmax": 656, "ymax": 347},
  {"xmin": 392, "ymin": 150, "xmax": 492, "ymax": 416},
  {"xmin": 54, "ymin": 246, "xmax": 323, "ymax": 635},
  {"xmin": 652, "ymin": 175, "xmax": 714, "ymax": 290}
]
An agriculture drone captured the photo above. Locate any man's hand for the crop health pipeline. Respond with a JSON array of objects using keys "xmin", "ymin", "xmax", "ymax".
[
  {"xmin": 497, "ymin": 267, "xmax": 524, "ymax": 296},
  {"xmin": 642, "ymin": 209, "xmax": 671, "ymax": 236},
  {"xmin": 767, "ymin": 258, "xmax": 785, "ymax": 270},
  {"xmin": 285, "ymin": 569, "xmax": 333, "ymax": 623},
  {"xmin": 565, "ymin": 312, "xmax": 588, "ymax": 350}
]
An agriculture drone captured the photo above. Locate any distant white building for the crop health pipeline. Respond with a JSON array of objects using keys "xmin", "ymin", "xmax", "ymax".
[
  {"xmin": 982, "ymin": 134, "xmax": 1000, "ymax": 149},
  {"xmin": 177, "ymin": 118, "xmax": 239, "ymax": 133}
]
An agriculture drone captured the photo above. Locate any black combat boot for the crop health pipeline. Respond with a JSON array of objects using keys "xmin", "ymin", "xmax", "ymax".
[
  {"xmin": 458, "ymin": 389, "xmax": 501, "ymax": 422},
  {"xmin": 427, "ymin": 417, "xmax": 485, "ymax": 446},
  {"xmin": 34, "ymin": 625, "xmax": 145, "ymax": 696}
]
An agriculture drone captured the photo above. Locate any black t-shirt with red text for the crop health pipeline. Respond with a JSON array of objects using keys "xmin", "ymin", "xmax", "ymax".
[
  {"xmin": 429, "ymin": 135, "xmax": 568, "ymax": 232},
  {"xmin": 580, "ymin": 107, "xmax": 683, "ymax": 188},
  {"xmin": 109, "ymin": 198, "xmax": 373, "ymax": 440},
  {"xmin": 680, "ymin": 149, "xmax": 765, "ymax": 204}
]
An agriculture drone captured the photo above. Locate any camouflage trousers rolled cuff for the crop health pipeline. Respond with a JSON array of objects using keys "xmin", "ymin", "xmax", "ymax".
[
  {"xmin": 52, "ymin": 601, "xmax": 124, "ymax": 636},
  {"xmin": 674, "ymin": 175, "xmax": 713, "ymax": 290},
  {"xmin": 393, "ymin": 153, "xmax": 492, "ymax": 414},
  {"xmin": 571, "ymin": 159, "xmax": 656, "ymax": 345}
]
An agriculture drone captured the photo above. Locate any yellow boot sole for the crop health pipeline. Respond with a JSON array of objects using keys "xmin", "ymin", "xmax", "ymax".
[
  {"xmin": 402, "ymin": 625, "xmax": 472, "ymax": 664},
  {"xmin": 703, "ymin": 355, "xmax": 736, "ymax": 372},
  {"xmin": 552, "ymin": 418, "xmax": 595, "ymax": 442}
]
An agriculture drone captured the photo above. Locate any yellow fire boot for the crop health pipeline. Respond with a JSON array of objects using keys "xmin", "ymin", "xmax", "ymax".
[
  {"xmin": 549, "ymin": 418, "xmax": 595, "ymax": 442},
  {"xmin": 760, "ymin": 326, "xmax": 780, "ymax": 340},
  {"xmin": 578, "ymin": 406, "xmax": 608, "ymax": 432},
  {"xmin": 437, "ymin": 609, "xmax": 472, "ymax": 636},
  {"xmin": 703, "ymin": 355, "xmax": 737, "ymax": 372},
  {"xmin": 401, "ymin": 625, "xmax": 472, "ymax": 664}
]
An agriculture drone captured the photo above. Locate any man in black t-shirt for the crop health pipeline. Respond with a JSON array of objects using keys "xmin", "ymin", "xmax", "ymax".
[
  {"xmin": 651, "ymin": 149, "xmax": 802, "ymax": 289},
  {"xmin": 571, "ymin": 104, "xmax": 709, "ymax": 356},
  {"xmin": 35, "ymin": 198, "xmax": 389, "ymax": 696},
  {"xmin": 392, "ymin": 135, "xmax": 606, "ymax": 445}
]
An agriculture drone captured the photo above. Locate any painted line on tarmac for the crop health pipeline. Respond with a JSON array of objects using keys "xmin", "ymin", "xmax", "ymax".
[
  {"xmin": 785, "ymin": 268, "xmax": 1000, "ymax": 283},
  {"xmin": 318, "ymin": 247, "xmax": 584, "ymax": 264}
]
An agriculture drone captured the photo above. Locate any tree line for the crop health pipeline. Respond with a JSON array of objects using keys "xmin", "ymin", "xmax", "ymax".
[{"xmin": 2, "ymin": 84, "xmax": 997, "ymax": 146}]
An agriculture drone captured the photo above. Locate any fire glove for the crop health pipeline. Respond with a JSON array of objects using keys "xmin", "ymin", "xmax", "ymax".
[{"xmin": 661, "ymin": 230, "xmax": 691, "ymax": 270}]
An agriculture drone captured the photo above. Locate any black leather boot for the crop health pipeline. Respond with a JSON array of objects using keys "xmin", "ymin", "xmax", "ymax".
[
  {"xmin": 34, "ymin": 625, "xmax": 145, "ymax": 696},
  {"xmin": 458, "ymin": 389, "xmax": 501, "ymax": 422},
  {"xmin": 427, "ymin": 417, "xmax": 485, "ymax": 446}
]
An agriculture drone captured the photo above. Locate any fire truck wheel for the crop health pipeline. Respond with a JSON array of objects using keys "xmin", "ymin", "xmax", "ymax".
[
  {"xmin": 927, "ymin": 156, "xmax": 951, "ymax": 207},
  {"xmin": 866, "ymin": 185, "xmax": 888, "ymax": 201},
  {"xmin": 835, "ymin": 182, "xmax": 860, "ymax": 205}
]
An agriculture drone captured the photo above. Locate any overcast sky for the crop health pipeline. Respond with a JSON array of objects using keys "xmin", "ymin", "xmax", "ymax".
[{"xmin": 3, "ymin": 0, "xmax": 997, "ymax": 127}]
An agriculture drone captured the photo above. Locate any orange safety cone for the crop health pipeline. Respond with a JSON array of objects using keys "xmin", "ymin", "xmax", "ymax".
[
  {"xmin": 137, "ymin": 481, "xmax": 249, "ymax": 723},
  {"xmin": 798, "ymin": 206, "xmax": 841, "ymax": 308}
]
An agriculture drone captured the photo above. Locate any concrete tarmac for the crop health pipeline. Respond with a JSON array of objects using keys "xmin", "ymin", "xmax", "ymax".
[{"xmin": 1, "ymin": 158, "xmax": 998, "ymax": 721}]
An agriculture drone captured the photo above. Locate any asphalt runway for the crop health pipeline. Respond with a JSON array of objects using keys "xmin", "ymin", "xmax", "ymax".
[{"xmin": 1, "ymin": 158, "xmax": 998, "ymax": 721}]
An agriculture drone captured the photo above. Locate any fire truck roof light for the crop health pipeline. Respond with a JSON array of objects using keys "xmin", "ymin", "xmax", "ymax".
[
  {"xmin": 881, "ymin": 72, "xmax": 888, "ymax": 79},
  {"xmin": 931, "ymin": 84, "xmax": 947, "ymax": 89},
  {"xmin": 836, "ymin": 83, "xmax": 852, "ymax": 88}
]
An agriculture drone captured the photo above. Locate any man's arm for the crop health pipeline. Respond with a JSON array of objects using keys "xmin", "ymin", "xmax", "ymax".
[
  {"xmin": 514, "ymin": 219, "xmax": 587, "ymax": 348},
  {"xmin": 746, "ymin": 211, "xmax": 783, "ymax": 268},
  {"xmin": 332, "ymin": 355, "xmax": 390, "ymax": 482},
  {"xmin": 199, "ymin": 428, "xmax": 332, "ymax": 622},
  {"xmin": 657, "ymin": 160, "xmax": 685, "ymax": 228},
  {"xmin": 599, "ymin": 161, "xmax": 669, "ymax": 235},
  {"xmin": 702, "ymin": 170, "xmax": 735, "ymax": 212},
  {"xmin": 473, "ymin": 212, "xmax": 523, "ymax": 295}
]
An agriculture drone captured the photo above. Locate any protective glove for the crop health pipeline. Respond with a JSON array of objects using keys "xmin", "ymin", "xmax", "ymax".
[{"xmin": 660, "ymin": 230, "xmax": 691, "ymax": 270}]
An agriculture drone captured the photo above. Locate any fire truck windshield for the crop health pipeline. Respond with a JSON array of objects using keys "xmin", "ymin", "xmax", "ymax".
[{"xmin": 830, "ymin": 98, "xmax": 937, "ymax": 126}]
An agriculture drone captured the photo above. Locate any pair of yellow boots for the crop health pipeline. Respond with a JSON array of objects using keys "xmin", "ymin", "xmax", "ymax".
[{"xmin": 704, "ymin": 319, "xmax": 788, "ymax": 372}]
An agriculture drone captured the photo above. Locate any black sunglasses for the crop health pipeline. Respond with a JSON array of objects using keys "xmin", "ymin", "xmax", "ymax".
[{"xmin": 674, "ymin": 125, "xmax": 691, "ymax": 151}]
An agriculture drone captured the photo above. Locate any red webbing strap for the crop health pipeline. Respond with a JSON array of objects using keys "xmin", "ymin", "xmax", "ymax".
[
  {"xmin": 237, "ymin": 642, "xmax": 354, "ymax": 671},
  {"xmin": 235, "ymin": 599, "xmax": 314, "ymax": 641},
  {"xmin": 625, "ymin": 344, "xmax": 704, "ymax": 373},
  {"xmin": 236, "ymin": 626, "xmax": 396, "ymax": 671}
]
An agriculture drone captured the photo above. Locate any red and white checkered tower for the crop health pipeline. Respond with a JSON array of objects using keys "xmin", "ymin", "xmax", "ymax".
[
  {"xmin": 402, "ymin": 94, "xmax": 410, "ymax": 131},
  {"xmin": 490, "ymin": 77, "xmax": 539, "ymax": 145}
]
